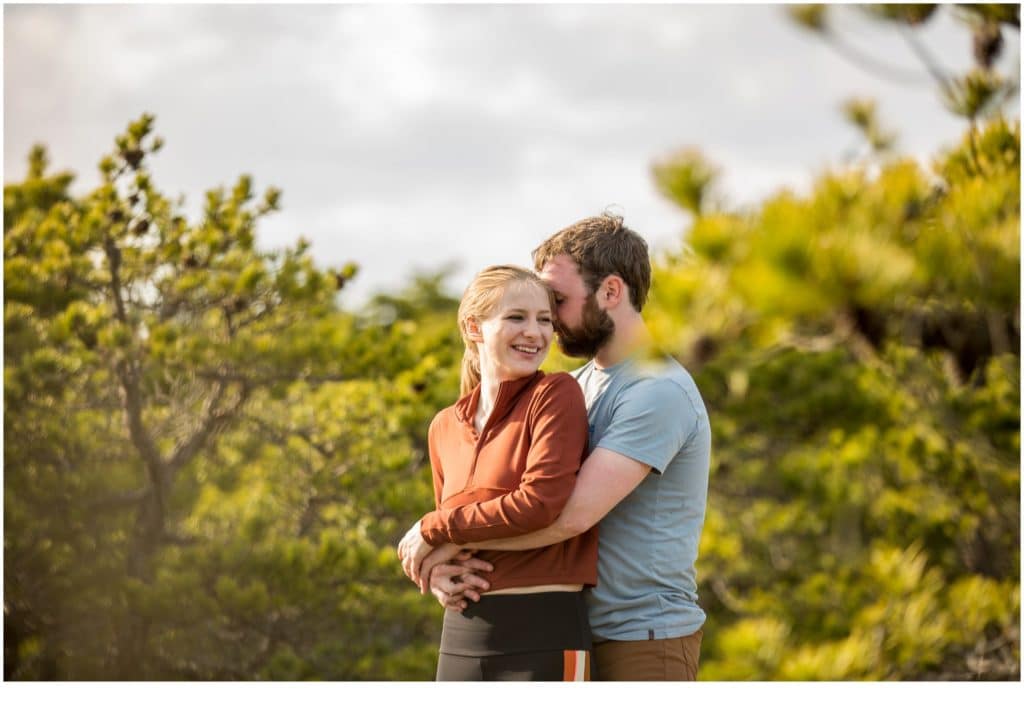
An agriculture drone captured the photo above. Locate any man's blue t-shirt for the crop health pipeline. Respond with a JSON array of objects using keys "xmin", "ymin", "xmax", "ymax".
[{"xmin": 573, "ymin": 355, "xmax": 711, "ymax": 641}]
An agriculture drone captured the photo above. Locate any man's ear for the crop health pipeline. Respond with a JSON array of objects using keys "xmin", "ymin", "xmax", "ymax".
[
  {"xmin": 465, "ymin": 317, "xmax": 483, "ymax": 342},
  {"xmin": 599, "ymin": 275, "xmax": 626, "ymax": 310}
]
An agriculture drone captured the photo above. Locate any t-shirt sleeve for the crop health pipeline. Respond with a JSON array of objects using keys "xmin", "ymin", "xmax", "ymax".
[
  {"xmin": 419, "ymin": 374, "xmax": 589, "ymax": 545},
  {"xmin": 597, "ymin": 377, "xmax": 697, "ymax": 475}
]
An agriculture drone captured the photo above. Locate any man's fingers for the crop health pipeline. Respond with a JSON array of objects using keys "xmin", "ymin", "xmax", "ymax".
[
  {"xmin": 458, "ymin": 574, "xmax": 491, "ymax": 592},
  {"xmin": 434, "ymin": 575, "xmax": 486, "ymax": 601},
  {"xmin": 430, "ymin": 581, "xmax": 467, "ymax": 605},
  {"xmin": 433, "ymin": 589, "xmax": 469, "ymax": 611},
  {"xmin": 435, "ymin": 580, "xmax": 482, "ymax": 603},
  {"xmin": 457, "ymin": 557, "xmax": 493, "ymax": 572},
  {"xmin": 456, "ymin": 586, "xmax": 482, "ymax": 603},
  {"xmin": 429, "ymin": 563, "xmax": 491, "ymax": 585},
  {"xmin": 410, "ymin": 547, "xmax": 430, "ymax": 585},
  {"xmin": 418, "ymin": 543, "xmax": 464, "ymax": 587},
  {"xmin": 430, "ymin": 563, "xmax": 472, "ymax": 578},
  {"xmin": 402, "ymin": 552, "xmax": 417, "ymax": 581},
  {"xmin": 419, "ymin": 558, "xmax": 451, "ymax": 594},
  {"xmin": 428, "ymin": 560, "xmax": 492, "ymax": 578},
  {"xmin": 396, "ymin": 520, "xmax": 424, "ymax": 584},
  {"xmin": 396, "ymin": 520, "xmax": 424, "ymax": 583}
]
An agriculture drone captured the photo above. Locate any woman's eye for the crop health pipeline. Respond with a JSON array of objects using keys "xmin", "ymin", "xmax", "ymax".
[{"xmin": 507, "ymin": 315, "xmax": 524, "ymax": 320}]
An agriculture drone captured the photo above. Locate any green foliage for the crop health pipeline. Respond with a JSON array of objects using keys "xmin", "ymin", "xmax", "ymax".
[
  {"xmin": 868, "ymin": 4, "xmax": 939, "ymax": 26},
  {"xmin": 5, "ymin": 23, "xmax": 1019, "ymax": 680},
  {"xmin": 649, "ymin": 117, "xmax": 1019, "ymax": 679},
  {"xmin": 652, "ymin": 148, "xmax": 720, "ymax": 216},
  {"xmin": 4, "ymin": 115, "xmax": 460, "ymax": 679},
  {"xmin": 790, "ymin": 4, "xmax": 1019, "ymax": 135},
  {"xmin": 842, "ymin": 98, "xmax": 896, "ymax": 154},
  {"xmin": 942, "ymin": 68, "xmax": 1015, "ymax": 122},
  {"xmin": 788, "ymin": 4, "xmax": 827, "ymax": 33}
]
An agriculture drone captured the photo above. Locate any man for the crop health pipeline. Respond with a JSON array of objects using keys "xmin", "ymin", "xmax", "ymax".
[{"xmin": 399, "ymin": 213, "xmax": 711, "ymax": 681}]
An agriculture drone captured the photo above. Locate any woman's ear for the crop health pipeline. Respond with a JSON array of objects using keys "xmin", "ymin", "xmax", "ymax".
[{"xmin": 465, "ymin": 317, "xmax": 483, "ymax": 342}]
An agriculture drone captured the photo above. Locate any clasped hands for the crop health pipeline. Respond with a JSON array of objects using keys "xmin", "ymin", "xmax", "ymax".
[{"xmin": 397, "ymin": 520, "xmax": 493, "ymax": 611}]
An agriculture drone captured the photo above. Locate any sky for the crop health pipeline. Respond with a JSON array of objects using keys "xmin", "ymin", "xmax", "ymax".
[{"xmin": 4, "ymin": 2, "xmax": 1020, "ymax": 308}]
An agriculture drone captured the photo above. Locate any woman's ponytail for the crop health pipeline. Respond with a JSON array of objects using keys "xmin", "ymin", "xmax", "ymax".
[{"xmin": 460, "ymin": 347, "xmax": 481, "ymax": 397}]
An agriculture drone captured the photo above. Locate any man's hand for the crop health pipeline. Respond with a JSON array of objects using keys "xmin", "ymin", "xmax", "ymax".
[
  {"xmin": 428, "ymin": 552, "xmax": 493, "ymax": 611},
  {"xmin": 397, "ymin": 520, "xmax": 434, "ymax": 584},
  {"xmin": 418, "ymin": 542, "xmax": 466, "ymax": 593}
]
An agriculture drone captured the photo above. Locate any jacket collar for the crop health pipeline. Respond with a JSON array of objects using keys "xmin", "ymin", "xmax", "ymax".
[{"xmin": 454, "ymin": 371, "xmax": 544, "ymax": 429}]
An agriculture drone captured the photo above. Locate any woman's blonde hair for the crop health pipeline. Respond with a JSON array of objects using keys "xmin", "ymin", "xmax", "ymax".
[{"xmin": 458, "ymin": 265, "xmax": 555, "ymax": 397}]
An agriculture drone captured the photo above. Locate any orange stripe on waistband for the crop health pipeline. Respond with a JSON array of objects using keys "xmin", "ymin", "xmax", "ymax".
[{"xmin": 563, "ymin": 650, "xmax": 589, "ymax": 682}]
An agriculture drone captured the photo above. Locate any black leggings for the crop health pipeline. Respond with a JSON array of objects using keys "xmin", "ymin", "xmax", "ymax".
[
  {"xmin": 437, "ymin": 649, "xmax": 585, "ymax": 681},
  {"xmin": 436, "ymin": 591, "xmax": 591, "ymax": 682}
]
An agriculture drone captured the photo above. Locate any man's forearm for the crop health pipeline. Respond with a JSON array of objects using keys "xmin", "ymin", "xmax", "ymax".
[
  {"xmin": 465, "ymin": 514, "xmax": 579, "ymax": 551},
  {"xmin": 464, "ymin": 447, "xmax": 652, "ymax": 552}
]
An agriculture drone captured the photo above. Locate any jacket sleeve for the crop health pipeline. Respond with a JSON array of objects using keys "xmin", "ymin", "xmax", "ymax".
[
  {"xmin": 427, "ymin": 414, "xmax": 444, "ymax": 510},
  {"xmin": 419, "ymin": 374, "xmax": 588, "ymax": 545}
]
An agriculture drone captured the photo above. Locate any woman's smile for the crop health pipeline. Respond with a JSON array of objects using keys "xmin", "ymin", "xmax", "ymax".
[{"xmin": 477, "ymin": 283, "xmax": 554, "ymax": 383}]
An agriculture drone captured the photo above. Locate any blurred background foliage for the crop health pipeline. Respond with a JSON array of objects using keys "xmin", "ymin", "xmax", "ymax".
[{"xmin": 4, "ymin": 3, "xmax": 1019, "ymax": 681}]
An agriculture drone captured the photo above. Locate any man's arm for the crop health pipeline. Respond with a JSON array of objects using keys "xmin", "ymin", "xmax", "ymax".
[
  {"xmin": 458, "ymin": 375, "xmax": 697, "ymax": 553},
  {"xmin": 464, "ymin": 447, "xmax": 650, "ymax": 551},
  {"xmin": 417, "ymin": 449, "xmax": 648, "ymax": 600},
  {"xmin": 403, "ymin": 447, "xmax": 648, "ymax": 583},
  {"xmin": 418, "ymin": 374, "xmax": 589, "ymax": 547}
]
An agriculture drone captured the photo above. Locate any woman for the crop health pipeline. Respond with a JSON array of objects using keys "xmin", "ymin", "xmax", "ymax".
[{"xmin": 397, "ymin": 265, "xmax": 598, "ymax": 681}]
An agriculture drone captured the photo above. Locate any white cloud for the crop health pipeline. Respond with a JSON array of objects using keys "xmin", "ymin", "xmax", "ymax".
[
  {"xmin": 5, "ymin": 3, "xmax": 1019, "ymax": 309},
  {"xmin": 309, "ymin": 4, "xmax": 446, "ymax": 126}
]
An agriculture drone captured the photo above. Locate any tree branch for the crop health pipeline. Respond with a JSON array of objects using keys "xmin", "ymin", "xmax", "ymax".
[
  {"xmin": 103, "ymin": 234, "xmax": 128, "ymax": 324},
  {"xmin": 193, "ymin": 368, "xmax": 352, "ymax": 385},
  {"xmin": 117, "ymin": 358, "xmax": 167, "ymax": 485},
  {"xmin": 246, "ymin": 415, "xmax": 337, "ymax": 460},
  {"xmin": 166, "ymin": 377, "xmax": 250, "ymax": 481},
  {"xmin": 822, "ymin": 28, "xmax": 932, "ymax": 86},
  {"xmin": 160, "ymin": 531, "xmax": 201, "ymax": 547},
  {"xmin": 87, "ymin": 487, "xmax": 153, "ymax": 510},
  {"xmin": 898, "ymin": 22, "xmax": 954, "ymax": 91}
]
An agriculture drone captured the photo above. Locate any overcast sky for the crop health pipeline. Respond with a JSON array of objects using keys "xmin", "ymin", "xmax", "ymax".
[{"xmin": 4, "ymin": 3, "xmax": 1020, "ymax": 308}]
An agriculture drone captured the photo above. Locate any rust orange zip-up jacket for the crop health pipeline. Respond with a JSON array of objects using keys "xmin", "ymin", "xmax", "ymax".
[{"xmin": 420, "ymin": 371, "xmax": 598, "ymax": 591}]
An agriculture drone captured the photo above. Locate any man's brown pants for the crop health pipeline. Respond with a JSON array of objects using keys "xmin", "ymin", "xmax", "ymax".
[{"xmin": 592, "ymin": 629, "xmax": 703, "ymax": 681}]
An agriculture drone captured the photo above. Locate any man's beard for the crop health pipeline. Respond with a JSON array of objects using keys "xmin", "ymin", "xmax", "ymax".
[{"xmin": 555, "ymin": 295, "xmax": 615, "ymax": 358}]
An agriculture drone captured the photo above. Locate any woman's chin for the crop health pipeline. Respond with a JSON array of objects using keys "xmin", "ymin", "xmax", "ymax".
[{"xmin": 499, "ymin": 361, "xmax": 544, "ymax": 382}]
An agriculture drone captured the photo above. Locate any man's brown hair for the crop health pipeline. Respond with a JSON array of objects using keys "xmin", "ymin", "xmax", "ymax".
[{"xmin": 532, "ymin": 213, "xmax": 651, "ymax": 311}]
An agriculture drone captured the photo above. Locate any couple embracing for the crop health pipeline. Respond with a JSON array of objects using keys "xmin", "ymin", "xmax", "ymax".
[{"xmin": 397, "ymin": 213, "xmax": 711, "ymax": 682}]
